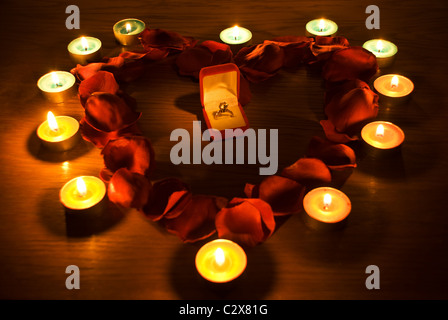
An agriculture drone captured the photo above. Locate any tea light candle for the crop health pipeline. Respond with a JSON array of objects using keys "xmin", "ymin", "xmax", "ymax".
[
  {"xmin": 303, "ymin": 187, "xmax": 351, "ymax": 229},
  {"xmin": 60, "ymin": 176, "xmax": 106, "ymax": 212},
  {"xmin": 363, "ymin": 39, "xmax": 397, "ymax": 68},
  {"xmin": 195, "ymin": 239, "xmax": 247, "ymax": 283},
  {"xmin": 113, "ymin": 18, "xmax": 146, "ymax": 46},
  {"xmin": 37, "ymin": 111, "xmax": 80, "ymax": 152},
  {"xmin": 220, "ymin": 25, "xmax": 252, "ymax": 51},
  {"xmin": 361, "ymin": 121, "xmax": 405, "ymax": 150},
  {"xmin": 68, "ymin": 36, "xmax": 102, "ymax": 65},
  {"xmin": 374, "ymin": 74, "xmax": 414, "ymax": 105},
  {"xmin": 305, "ymin": 18, "xmax": 338, "ymax": 37},
  {"xmin": 37, "ymin": 71, "xmax": 76, "ymax": 104}
]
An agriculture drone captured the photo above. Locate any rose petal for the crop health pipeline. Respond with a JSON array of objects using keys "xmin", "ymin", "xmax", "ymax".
[
  {"xmin": 215, "ymin": 197, "xmax": 275, "ymax": 247},
  {"xmin": 322, "ymin": 46, "xmax": 378, "ymax": 82},
  {"xmin": 321, "ymin": 79, "xmax": 379, "ymax": 143},
  {"xmin": 306, "ymin": 136, "xmax": 357, "ymax": 188},
  {"xmin": 119, "ymin": 48, "xmax": 169, "ymax": 61},
  {"xmin": 108, "ymin": 168, "xmax": 152, "ymax": 209},
  {"xmin": 142, "ymin": 178, "xmax": 191, "ymax": 221},
  {"xmin": 269, "ymin": 36, "xmax": 314, "ymax": 68},
  {"xmin": 163, "ymin": 195, "xmax": 224, "ymax": 243},
  {"xmin": 245, "ymin": 175, "xmax": 305, "ymax": 215},
  {"xmin": 71, "ymin": 62, "xmax": 103, "ymax": 81},
  {"xmin": 234, "ymin": 41, "xmax": 284, "ymax": 83},
  {"xmin": 84, "ymin": 93, "xmax": 141, "ymax": 132},
  {"xmin": 140, "ymin": 28, "xmax": 197, "ymax": 52},
  {"xmin": 281, "ymin": 158, "xmax": 332, "ymax": 188},
  {"xmin": 175, "ymin": 40, "xmax": 233, "ymax": 79},
  {"xmin": 239, "ymin": 74, "xmax": 252, "ymax": 106},
  {"xmin": 307, "ymin": 136, "xmax": 356, "ymax": 169},
  {"xmin": 79, "ymin": 117, "xmax": 142, "ymax": 149},
  {"xmin": 101, "ymin": 135, "xmax": 155, "ymax": 178},
  {"xmin": 78, "ymin": 71, "xmax": 120, "ymax": 106},
  {"xmin": 310, "ymin": 36, "xmax": 350, "ymax": 58}
]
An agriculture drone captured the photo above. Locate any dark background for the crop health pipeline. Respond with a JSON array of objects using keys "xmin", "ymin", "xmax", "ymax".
[{"xmin": 0, "ymin": 0, "xmax": 447, "ymax": 300}]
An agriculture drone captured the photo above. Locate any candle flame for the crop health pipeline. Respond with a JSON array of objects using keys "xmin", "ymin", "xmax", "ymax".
[
  {"xmin": 391, "ymin": 75, "xmax": 399, "ymax": 89},
  {"xmin": 323, "ymin": 193, "xmax": 332, "ymax": 210},
  {"xmin": 47, "ymin": 111, "xmax": 59, "ymax": 132},
  {"xmin": 76, "ymin": 177, "xmax": 87, "ymax": 197},
  {"xmin": 376, "ymin": 40, "xmax": 384, "ymax": 52},
  {"xmin": 376, "ymin": 124, "xmax": 385, "ymax": 137},
  {"xmin": 61, "ymin": 161, "xmax": 69, "ymax": 171},
  {"xmin": 214, "ymin": 247, "xmax": 225, "ymax": 267},
  {"xmin": 319, "ymin": 19, "xmax": 326, "ymax": 32},
  {"xmin": 81, "ymin": 36, "xmax": 89, "ymax": 51},
  {"xmin": 232, "ymin": 25, "xmax": 240, "ymax": 40},
  {"xmin": 51, "ymin": 72, "xmax": 61, "ymax": 87},
  {"xmin": 126, "ymin": 23, "xmax": 131, "ymax": 33}
]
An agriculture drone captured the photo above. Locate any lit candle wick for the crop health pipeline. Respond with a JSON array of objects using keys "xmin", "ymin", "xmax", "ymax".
[
  {"xmin": 390, "ymin": 75, "xmax": 399, "ymax": 89},
  {"xmin": 232, "ymin": 26, "xmax": 239, "ymax": 41},
  {"xmin": 376, "ymin": 40, "xmax": 384, "ymax": 53},
  {"xmin": 47, "ymin": 111, "xmax": 59, "ymax": 132},
  {"xmin": 323, "ymin": 193, "xmax": 332, "ymax": 210},
  {"xmin": 376, "ymin": 124, "xmax": 385, "ymax": 138},
  {"xmin": 76, "ymin": 177, "xmax": 87, "ymax": 197},
  {"xmin": 319, "ymin": 19, "xmax": 326, "ymax": 32},
  {"xmin": 51, "ymin": 72, "xmax": 62, "ymax": 87},
  {"xmin": 81, "ymin": 36, "xmax": 89, "ymax": 51},
  {"xmin": 126, "ymin": 23, "xmax": 131, "ymax": 34},
  {"xmin": 214, "ymin": 247, "xmax": 225, "ymax": 267}
]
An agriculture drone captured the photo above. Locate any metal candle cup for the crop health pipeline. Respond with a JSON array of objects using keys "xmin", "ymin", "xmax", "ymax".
[
  {"xmin": 37, "ymin": 71, "xmax": 76, "ymax": 104},
  {"xmin": 361, "ymin": 121, "xmax": 405, "ymax": 150},
  {"xmin": 36, "ymin": 112, "xmax": 80, "ymax": 152},
  {"xmin": 374, "ymin": 74, "xmax": 414, "ymax": 106},
  {"xmin": 305, "ymin": 18, "xmax": 338, "ymax": 37},
  {"xmin": 67, "ymin": 36, "xmax": 102, "ymax": 65},
  {"xmin": 303, "ymin": 187, "xmax": 351, "ymax": 231},
  {"xmin": 113, "ymin": 18, "xmax": 146, "ymax": 46},
  {"xmin": 219, "ymin": 25, "xmax": 252, "ymax": 53},
  {"xmin": 363, "ymin": 39, "xmax": 397, "ymax": 69},
  {"xmin": 195, "ymin": 239, "xmax": 247, "ymax": 284},
  {"xmin": 60, "ymin": 176, "xmax": 106, "ymax": 214}
]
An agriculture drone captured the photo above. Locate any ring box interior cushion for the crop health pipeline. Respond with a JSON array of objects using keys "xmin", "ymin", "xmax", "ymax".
[{"xmin": 199, "ymin": 63, "xmax": 249, "ymax": 136}]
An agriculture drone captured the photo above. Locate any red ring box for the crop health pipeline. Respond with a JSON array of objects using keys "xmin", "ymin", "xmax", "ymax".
[{"xmin": 199, "ymin": 63, "xmax": 249, "ymax": 140}]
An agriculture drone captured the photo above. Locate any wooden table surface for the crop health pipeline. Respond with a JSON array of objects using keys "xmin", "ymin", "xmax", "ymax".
[{"xmin": 0, "ymin": 0, "xmax": 447, "ymax": 301}]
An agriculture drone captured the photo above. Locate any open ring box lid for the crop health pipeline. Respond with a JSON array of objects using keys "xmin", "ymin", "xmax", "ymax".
[{"xmin": 199, "ymin": 63, "xmax": 249, "ymax": 140}]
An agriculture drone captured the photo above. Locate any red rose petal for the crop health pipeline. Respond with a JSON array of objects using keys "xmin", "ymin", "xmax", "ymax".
[
  {"xmin": 307, "ymin": 136, "xmax": 356, "ymax": 169},
  {"xmin": 234, "ymin": 42, "xmax": 284, "ymax": 83},
  {"xmin": 79, "ymin": 117, "xmax": 142, "ymax": 149},
  {"xmin": 142, "ymin": 178, "xmax": 191, "ymax": 221},
  {"xmin": 245, "ymin": 175, "xmax": 305, "ymax": 216},
  {"xmin": 281, "ymin": 158, "xmax": 332, "ymax": 188},
  {"xmin": 108, "ymin": 168, "xmax": 152, "ymax": 210},
  {"xmin": 143, "ymin": 178, "xmax": 190, "ymax": 218},
  {"xmin": 101, "ymin": 135, "xmax": 155, "ymax": 178},
  {"xmin": 78, "ymin": 71, "xmax": 120, "ymax": 106},
  {"xmin": 140, "ymin": 28, "xmax": 197, "ymax": 52},
  {"xmin": 215, "ymin": 197, "xmax": 275, "ymax": 247},
  {"xmin": 175, "ymin": 40, "xmax": 233, "ymax": 79},
  {"xmin": 163, "ymin": 195, "xmax": 224, "ymax": 243},
  {"xmin": 310, "ymin": 36, "xmax": 350, "ymax": 57},
  {"xmin": 306, "ymin": 136, "xmax": 357, "ymax": 188},
  {"xmin": 269, "ymin": 36, "xmax": 314, "ymax": 68},
  {"xmin": 71, "ymin": 62, "xmax": 103, "ymax": 81},
  {"xmin": 322, "ymin": 46, "xmax": 378, "ymax": 82},
  {"xmin": 84, "ymin": 93, "xmax": 141, "ymax": 132},
  {"xmin": 321, "ymin": 79, "xmax": 379, "ymax": 142}
]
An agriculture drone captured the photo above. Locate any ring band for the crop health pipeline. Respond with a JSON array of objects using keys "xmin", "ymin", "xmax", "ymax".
[{"xmin": 213, "ymin": 101, "xmax": 234, "ymax": 120}]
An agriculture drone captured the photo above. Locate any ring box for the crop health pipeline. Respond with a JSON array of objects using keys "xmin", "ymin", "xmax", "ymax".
[{"xmin": 199, "ymin": 63, "xmax": 249, "ymax": 140}]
